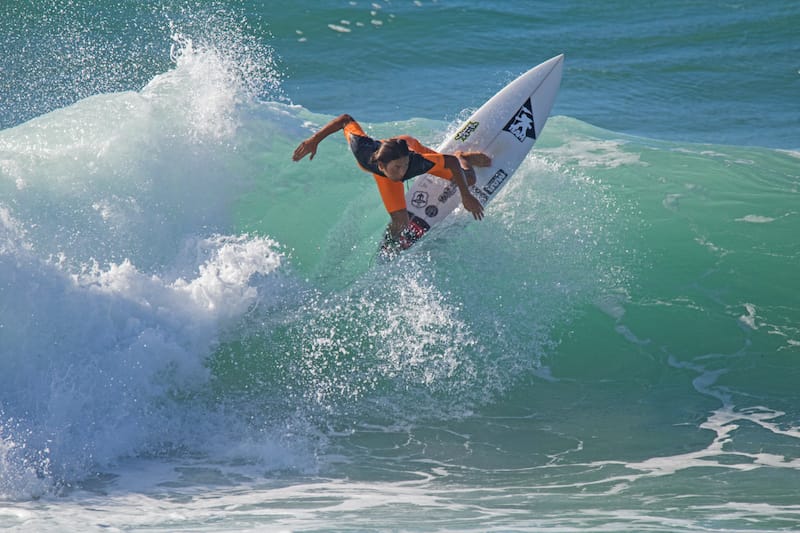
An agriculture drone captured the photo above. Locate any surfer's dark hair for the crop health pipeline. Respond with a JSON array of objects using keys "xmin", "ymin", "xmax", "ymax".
[{"xmin": 371, "ymin": 138, "xmax": 410, "ymax": 165}]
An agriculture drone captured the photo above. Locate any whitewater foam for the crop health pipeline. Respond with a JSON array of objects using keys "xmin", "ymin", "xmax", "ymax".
[
  {"xmin": 0, "ymin": 16, "xmax": 295, "ymax": 498},
  {"xmin": 0, "ymin": 210, "xmax": 287, "ymax": 496}
]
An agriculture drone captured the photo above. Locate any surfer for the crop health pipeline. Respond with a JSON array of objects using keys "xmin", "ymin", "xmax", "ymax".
[{"xmin": 292, "ymin": 114, "xmax": 490, "ymax": 241}]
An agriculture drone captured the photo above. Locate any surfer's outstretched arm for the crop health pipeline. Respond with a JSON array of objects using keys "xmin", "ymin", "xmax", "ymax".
[
  {"xmin": 292, "ymin": 114, "xmax": 355, "ymax": 162},
  {"xmin": 444, "ymin": 154, "xmax": 484, "ymax": 221}
]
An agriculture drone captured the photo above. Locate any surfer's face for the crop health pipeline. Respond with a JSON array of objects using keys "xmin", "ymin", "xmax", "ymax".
[{"xmin": 379, "ymin": 156, "xmax": 409, "ymax": 181}]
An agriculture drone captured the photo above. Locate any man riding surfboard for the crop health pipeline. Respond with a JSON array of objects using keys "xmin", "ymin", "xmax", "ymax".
[{"xmin": 292, "ymin": 114, "xmax": 491, "ymax": 246}]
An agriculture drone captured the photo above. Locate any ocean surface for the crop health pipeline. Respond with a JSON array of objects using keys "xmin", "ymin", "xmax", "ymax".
[{"xmin": 1, "ymin": 1, "xmax": 799, "ymax": 531}]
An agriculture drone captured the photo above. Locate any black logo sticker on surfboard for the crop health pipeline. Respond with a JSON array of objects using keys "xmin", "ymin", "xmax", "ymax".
[
  {"xmin": 483, "ymin": 169, "xmax": 508, "ymax": 195},
  {"xmin": 503, "ymin": 98, "xmax": 536, "ymax": 142},
  {"xmin": 438, "ymin": 183, "xmax": 458, "ymax": 203},
  {"xmin": 411, "ymin": 191, "xmax": 429, "ymax": 208}
]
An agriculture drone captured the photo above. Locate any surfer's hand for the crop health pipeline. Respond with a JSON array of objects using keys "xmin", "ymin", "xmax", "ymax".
[
  {"xmin": 462, "ymin": 193, "xmax": 484, "ymax": 221},
  {"xmin": 292, "ymin": 138, "xmax": 318, "ymax": 161}
]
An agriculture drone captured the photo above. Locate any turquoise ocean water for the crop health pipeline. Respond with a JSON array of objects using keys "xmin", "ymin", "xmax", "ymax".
[{"xmin": 1, "ymin": 1, "xmax": 799, "ymax": 531}]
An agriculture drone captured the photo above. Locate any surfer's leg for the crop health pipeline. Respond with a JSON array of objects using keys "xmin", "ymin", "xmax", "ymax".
[
  {"xmin": 454, "ymin": 151, "xmax": 491, "ymax": 187},
  {"xmin": 459, "ymin": 151, "xmax": 492, "ymax": 168},
  {"xmin": 396, "ymin": 136, "xmax": 491, "ymax": 168}
]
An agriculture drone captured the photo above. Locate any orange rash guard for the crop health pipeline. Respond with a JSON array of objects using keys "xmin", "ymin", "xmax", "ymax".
[{"xmin": 343, "ymin": 120, "xmax": 455, "ymax": 213}]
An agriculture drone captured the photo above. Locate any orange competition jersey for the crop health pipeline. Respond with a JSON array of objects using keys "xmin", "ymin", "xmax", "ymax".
[{"xmin": 343, "ymin": 120, "xmax": 455, "ymax": 213}]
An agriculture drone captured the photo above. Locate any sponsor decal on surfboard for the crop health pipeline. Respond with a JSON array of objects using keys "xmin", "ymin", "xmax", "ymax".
[
  {"xmin": 503, "ymin": 98, "xmax": 536, "ymax": 142},
  {"xmin": 438, "ymin": 183, "xmax": 458, "ymax": 203},
  {"xmin": 470, "ymin": 186, "xmax": 489, "ymax": 205},
  {"xmin": 484, "ymin": 169, "xmax": 508, "ymax": 195},
  {"xmin": 454, "ymin": 121, "xmax": 480, "ymax": 142},
  {"xmin": 411, "ymin": 191, "xmax": 429, "ymax": 208}
]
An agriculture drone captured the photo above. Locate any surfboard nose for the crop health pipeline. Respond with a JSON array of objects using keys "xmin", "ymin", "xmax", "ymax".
[{"xmin": 545, "ymin": 53, "xmax": 565, "ymax": 69}]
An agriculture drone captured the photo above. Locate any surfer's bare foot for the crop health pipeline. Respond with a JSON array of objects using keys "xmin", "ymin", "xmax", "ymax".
[{"xmin": 461, "ymin": 152, "xmax": 492, "ymax": 167}]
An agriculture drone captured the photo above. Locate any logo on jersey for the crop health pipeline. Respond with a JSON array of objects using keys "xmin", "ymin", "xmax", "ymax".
[
  {"xmin": 503, "ymin": 98, "xmax": 536, "ymax": 142},
  {"xmin": 454, "ymin": 121, "xmax": 479, "ymax": 142},
  {"xmin": 411, "ymin": 191, "xmax": 429, "ymax": 208}
]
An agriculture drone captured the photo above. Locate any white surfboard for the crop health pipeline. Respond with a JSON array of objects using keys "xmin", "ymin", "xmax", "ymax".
[{"xmin": 381, "ymin": 54, "xmax": 564, "ymax": 254}]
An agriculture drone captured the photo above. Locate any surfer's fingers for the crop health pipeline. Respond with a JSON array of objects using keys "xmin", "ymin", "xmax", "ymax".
[{"xmin": 293, "ymin": 140, "xmax": 315, "ymax": 161}]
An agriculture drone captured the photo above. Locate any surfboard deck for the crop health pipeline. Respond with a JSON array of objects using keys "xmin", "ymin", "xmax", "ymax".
[{"xmin": 379, "ymin": 54, "xmax": 564, "ymax": 257}]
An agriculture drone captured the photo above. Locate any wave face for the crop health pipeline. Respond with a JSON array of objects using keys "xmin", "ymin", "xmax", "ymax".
[{"xmin": 1, "ymin": 1, "xmax": 799, "ymax": 530}]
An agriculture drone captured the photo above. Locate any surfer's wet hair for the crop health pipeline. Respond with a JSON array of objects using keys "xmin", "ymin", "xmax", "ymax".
[{"xmin": 371, "ymin": 138, "xmax": 410, "ymax": 165}]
